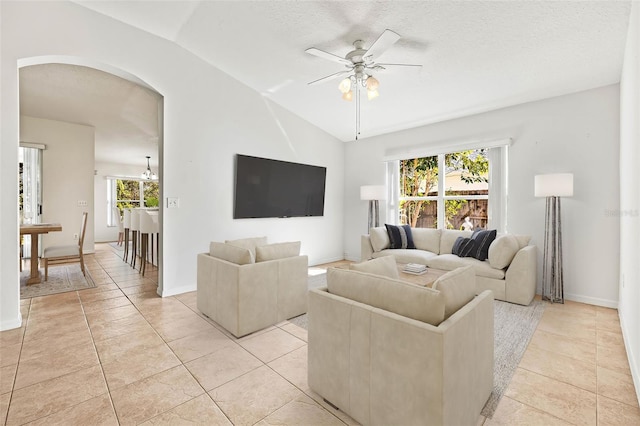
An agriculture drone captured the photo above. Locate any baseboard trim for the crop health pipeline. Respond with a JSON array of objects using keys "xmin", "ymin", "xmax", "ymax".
[
  {"xmin": 619, "ymin": 312, "xmax": 640, "ymax": 407},
  {"xmin": 160, "ymin": 283, "xmax": 196, "ymax": 297},
  {"xmin": 564, "ymin": 293, "xmax": 618, "ymax": 308},
  {"xmin": 0, "ymin": 313, "xmax": 22, "ymax": 331}
]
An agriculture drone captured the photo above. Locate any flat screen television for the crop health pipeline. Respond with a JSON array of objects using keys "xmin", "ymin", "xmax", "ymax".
[{"xmin": 234, "ymin": 154, "xmax": 327, "ymax": 219}]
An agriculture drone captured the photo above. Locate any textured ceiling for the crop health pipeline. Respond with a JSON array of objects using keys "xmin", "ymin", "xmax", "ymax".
[{"xmin": 21, "ymin": 1, "xmax": 632, "ymax": 160}]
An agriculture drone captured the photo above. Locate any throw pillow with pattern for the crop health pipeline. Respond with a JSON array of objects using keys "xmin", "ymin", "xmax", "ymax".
[
  {"xmin": 385, "ymin": 224, "xmax": 416, "ymax": 249},
  {"xmin": 470, "ymin": 228, "xmax": 497, "ymax": 261},
  {"xmin": 452, "ymin": 237, "xmax": 476, "ymax": 258}
]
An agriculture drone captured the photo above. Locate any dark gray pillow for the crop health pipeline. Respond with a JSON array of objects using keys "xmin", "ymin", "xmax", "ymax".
[
  {"xmin": 452, "ymin": 237, "xmax": 476, "ymax": 258},
  {"xmin": 385, "ymin": 224, "xmax": 416, "ymax": 249},
  {"xmin": 471, "ymin": 229, "xmax": 497, "ymax": 261}
]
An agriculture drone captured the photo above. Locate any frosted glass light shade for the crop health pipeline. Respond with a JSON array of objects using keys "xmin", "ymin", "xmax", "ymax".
[
  {"xmin": 535, "ymin": 173, "xmax": 573, "ymax": 197},
  {"xmin": 360, "ymin": 185, "xmax": 386, "ymax": 201}
]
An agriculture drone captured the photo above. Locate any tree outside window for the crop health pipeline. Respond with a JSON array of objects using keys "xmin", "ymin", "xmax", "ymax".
[{"xmin": 399, "ymin": 149, "xmax": 489, "ymax": 230}]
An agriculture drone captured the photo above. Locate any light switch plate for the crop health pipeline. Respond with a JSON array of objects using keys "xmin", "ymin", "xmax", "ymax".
[
  {"xmin": 167, "ymin": 197, "xmax": 180, "ymax": 208},
  {"xmin": 77, "ymin": 200, "xmax": 88, "ymax": 207}
]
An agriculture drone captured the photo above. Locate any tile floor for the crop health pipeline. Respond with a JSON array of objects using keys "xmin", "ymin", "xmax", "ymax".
[{"xmin": 0, "ymin": 244, "xmax": 638, "ymax": 425}]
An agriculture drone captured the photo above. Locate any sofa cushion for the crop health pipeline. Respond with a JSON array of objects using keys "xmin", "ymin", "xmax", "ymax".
[
  {"xmin": 426, "ymin": 254, "xmax": 505, "ymax": 280},
  {"xmin": 385, "ymin": 224, "xmax": 416, "ymax": 249},
  {"xmin": 372, "ymin": 249, "xmax": 438, "ymax": 265},
  {"xmin": 488, "ymin": 235, "xmax": 520, "ymax": 269},
  {"xmin": 327, "ymin": 267, "xmax": 445, "ymax": 326},
  {"xmin": 210, "ymin": 242, "xmax": 254, "ymax": 265},
  {"xmin": 370, "ymin": 227, "xmax": 390, "ymax": 252},
  {"xmin": 412, "ymin": 228, "xmax": 441, "ymax": 253},
  {"xmin": 225, "ymin": 236, "xmax": 268, "ymax": 260},
  {"xmin": 514, "ymin": 235, "xmax": 532, "ymax": 249},
  {"xmin": 440, "ymin": 230, "xmax": 473, "ymax": 254},
  {"xmin": 470, "ymin": 229, "xmax": 497, "ymax": 261},
  {"xmin": 451, "ymin": 237, "xmax": 476, "ymax": 258},
  {"xmin": 432, "ymin": 266, "xmax": 476, "ymax": 319},
  {"xmin": 350, "ymin": 256, "xmax": 399, "ymax": 279},
  {"xmin": 255, "ymin": 241, "xmax": 300, "ymax": 262}
]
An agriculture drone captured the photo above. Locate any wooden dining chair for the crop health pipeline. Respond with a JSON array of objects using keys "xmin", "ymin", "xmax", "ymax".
[{"xmin": 42, "ymin": 212, "xmax": 88, "ymax": 281}]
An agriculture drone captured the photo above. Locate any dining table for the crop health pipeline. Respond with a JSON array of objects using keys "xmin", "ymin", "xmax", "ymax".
[{"xmin": 20, "ymin": 223, "xmax": 62, "ymax": 285}]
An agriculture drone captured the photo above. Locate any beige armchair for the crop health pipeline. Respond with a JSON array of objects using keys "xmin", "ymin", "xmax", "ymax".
[
  {"xmin": 197, "ymin": 237, "xmax": 308, "ymax": 337},
  {"xmin": 308, "ymin": 265, "xmax": 493, "ymax": 426}
]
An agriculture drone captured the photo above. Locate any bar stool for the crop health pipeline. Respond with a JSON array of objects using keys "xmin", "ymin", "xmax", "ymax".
[
  {"xmin": 129, "ymin": 209, "xmax": 140, "ymax": 269},
  {"xmin": 139, "ymin": 211, "xmax": 159, "ymax": 276},
  {"xmin": 147, "ymin": 211, "xmax": 159, "ymax": 267},
  {"xmin": 123, "ymin": 209, "xmax": 131, "ymax": 262}
]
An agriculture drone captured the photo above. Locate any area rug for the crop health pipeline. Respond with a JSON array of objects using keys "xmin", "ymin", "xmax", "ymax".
[
  {"xmin": 20, "ymin": 263, "xmax": 96, "ymax": 299},
  {"xmin": 293, "ymin": 272, "xmax": 546, "ymax": 419}
]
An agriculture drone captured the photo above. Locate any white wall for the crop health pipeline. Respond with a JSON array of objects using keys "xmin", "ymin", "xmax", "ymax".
[
  {"xmin": 345, "ymin": 85, "xmax": 620, "ymax": 307},
  {"xmin": 619, "ymin": 1, "xmax": 640, "ymax": 405},
  {"xmin": 20, "ymin": 116, "xmax": 95, "ymax": 252},
  {"xmin": 0, "ymin": 1, "xmax": 344, "ymax": 330}
]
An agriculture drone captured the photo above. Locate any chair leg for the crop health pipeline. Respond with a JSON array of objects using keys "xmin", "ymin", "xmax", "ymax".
[
  {"xmin": 79, "ymin": 252, "xmax": 85, "ymax": 276},
  {"xmin": 131, "ymin": 230, "xmax": 137, "ymax": 269},
  {"xmin": 44, "ymin": 258, "xmax": 48, "ymax": 281},
  {"xmin": 141, "ymin": 233, "xmax": 147, "ymax": 275},
  {"xmin": 123, "ymin": 228, "xmax": 129, "ymax": 262}
]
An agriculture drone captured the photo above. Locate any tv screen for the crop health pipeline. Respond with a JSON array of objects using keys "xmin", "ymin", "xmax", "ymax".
[{"xmin": 234, "ymin": 154, "xmax": 327, "ymax": 219}]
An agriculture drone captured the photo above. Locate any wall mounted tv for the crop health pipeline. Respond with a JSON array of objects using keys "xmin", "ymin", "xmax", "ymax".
[{"xmin": 234, "ymin": 154, "xmax": 327, "ymax": 219}]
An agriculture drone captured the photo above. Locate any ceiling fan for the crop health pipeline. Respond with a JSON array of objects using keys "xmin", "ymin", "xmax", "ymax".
[{"xmin": 305, "ymin": 29, "xmax": 422, "ymax": 139}]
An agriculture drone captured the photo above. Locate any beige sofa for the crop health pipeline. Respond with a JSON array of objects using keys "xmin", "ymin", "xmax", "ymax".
[
  {"xmin": 308, "ymin": 265, "xmax": 494, "ymax": 426},
  {"xmin": 362, "ymin": 227, "xmax": 536, "ymax": 305},
  {"xmin": 197, "ymin": 237, "xmax": 308, "ymax": 337}
]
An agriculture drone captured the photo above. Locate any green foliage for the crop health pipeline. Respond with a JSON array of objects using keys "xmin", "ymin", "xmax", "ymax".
[
  {"xmin": 445, "ymin": 199, "xmax": 468, "ymax": 229},
  {"xmin": 400, "ymin": 149, "xmax": 488, "ymax": 227},
  {"xmin": 145, "ymin": 197, "xmax": 159, "ymax": 207}
]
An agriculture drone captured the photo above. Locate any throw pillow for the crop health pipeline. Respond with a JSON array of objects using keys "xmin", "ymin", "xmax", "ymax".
[
  {"xmin": 432, "ymin": 265, "xmax": 476, "ymax": 319},
  {"xmin": 488, "ymin": 235, "xmax": 520, "ymax": 269},
  {"xmin": 451, "ymin": 237, "xmax": 476, "ymax": 258},
  {"xmin": 225, "ymin": 236, "xmax": 268, "ymax": 260},
  {"xmin": 385, "ymin": 224, "xmax": 416, "ymax": 249},
  {"xmin": 349, "ymin": 255, "xmax": 400, "ymax": 279},
  {"xmin": 470, "ymin": 228, "xmax": 497, "ymax": 261},
  {"xmin": 255, "ymin": 241, "xmax": 301, "ymax": 262},
  {"xmin": 369, "ymin": 227, "xmax": 391, "ymax": 252},
  {"xmin": 209, "ymin": 242, "xmax": 254, "ymax": 265}
]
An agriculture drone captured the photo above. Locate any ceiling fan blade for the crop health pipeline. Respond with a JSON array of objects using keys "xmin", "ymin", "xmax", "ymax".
[
  {"xmin": 363, "ymin": 29, "xmax": 401, "ymax": 60},
  {"xmin": 308, "ymin": 70, "xmax": 352, "ymax": 86},
  {"xmin": 375, "ymin": 63, "xmax": 423, "ymax": 69},
  {"xmin": 305, "ymin": 48, "xmax": 352, "ymax": 66}
]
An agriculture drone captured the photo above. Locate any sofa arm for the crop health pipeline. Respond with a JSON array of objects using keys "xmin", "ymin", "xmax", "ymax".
[
  {"xmin": 361, "ymin": 234, "xmax": 374, "ymax": 261},
  {"xmin": 505, "ymin": 245, "xmax": 537, "ymax": 305}
]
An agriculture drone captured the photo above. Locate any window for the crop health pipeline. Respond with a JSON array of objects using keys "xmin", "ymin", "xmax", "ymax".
[
  {"xmin": 398, "ymin": 149, "xmax": 491, "ymax": 230},
  {"xmin": 107, "ymin": 178, "xmax": 159, "ymax": 226}
]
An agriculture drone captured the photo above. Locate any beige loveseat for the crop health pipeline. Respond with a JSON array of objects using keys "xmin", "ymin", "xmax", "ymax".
[
  {"xmin": 197, "ymin": 237, "xmax": 308, "ymax": 337},
  {"xmin": 308, "ymin": 265, "xmax": 494, "ymax": 426},
  {"xmin": 362, "ymin": 227, "xmax": 536, "ymax": 305}
]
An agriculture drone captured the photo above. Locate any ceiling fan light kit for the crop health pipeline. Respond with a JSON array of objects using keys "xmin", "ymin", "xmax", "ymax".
[{"xmin": 306, "ymin": 29, "xmax": 422, "ymax": 140}]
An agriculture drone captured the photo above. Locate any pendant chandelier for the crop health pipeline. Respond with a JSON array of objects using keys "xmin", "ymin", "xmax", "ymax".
[{"xmin": 141, "ymin": 156, "xmax": 157, "ymax": 180}]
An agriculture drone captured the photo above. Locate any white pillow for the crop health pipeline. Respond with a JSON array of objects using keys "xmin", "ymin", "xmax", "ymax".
[
  {"xmin": 349, "ymin": 255, "xmax": 399, "ymax": 279},
  {"xmin": 225, "ymin": 236, "xmax": 268, "ymax": 259},
  {"xmin": 255, "ymin": 241, "xmax": 300, "ymax": 262},
  {"xmin": 369, "ymin": 227, "xmax": 390, "ymax": 252},
  {"xmin": 488, "ymin": 235, "xmax": 520, "ymax": 269},
  {"xmin": 432, "ymin": 265, "xmax": 476, "ymax": 319},
  {"xmin": 210, "ymin": 242, "xmax": 254, "ymax": 265}
]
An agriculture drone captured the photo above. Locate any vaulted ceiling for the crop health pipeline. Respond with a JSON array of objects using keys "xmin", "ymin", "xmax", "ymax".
[{"xmin": 19, "ymin": 1, "xmax": 632, "ymax": 164}]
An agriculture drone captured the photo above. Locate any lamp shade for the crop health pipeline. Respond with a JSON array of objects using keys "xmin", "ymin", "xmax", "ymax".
[
  {"xmin": 360, "ymin": 185, "xmax": 386, "ymax": 201},
  {"xmin": 534, "ymin": 173, "xmax": 573, "ymax": 197}
]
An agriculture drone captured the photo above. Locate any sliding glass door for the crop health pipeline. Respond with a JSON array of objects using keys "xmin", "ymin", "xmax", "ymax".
[{"xmin": 19, "ymin": 145, "xmax": 43, "ymax": 258}]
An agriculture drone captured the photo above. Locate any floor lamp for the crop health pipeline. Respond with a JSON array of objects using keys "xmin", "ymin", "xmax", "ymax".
[
  {"xmin": 360, "ymin": 185, "xmax": 386, "ymax": 232},
  {"xmin": 534, "ymin": 173, "xmax": 573, "ymax": 304}
]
